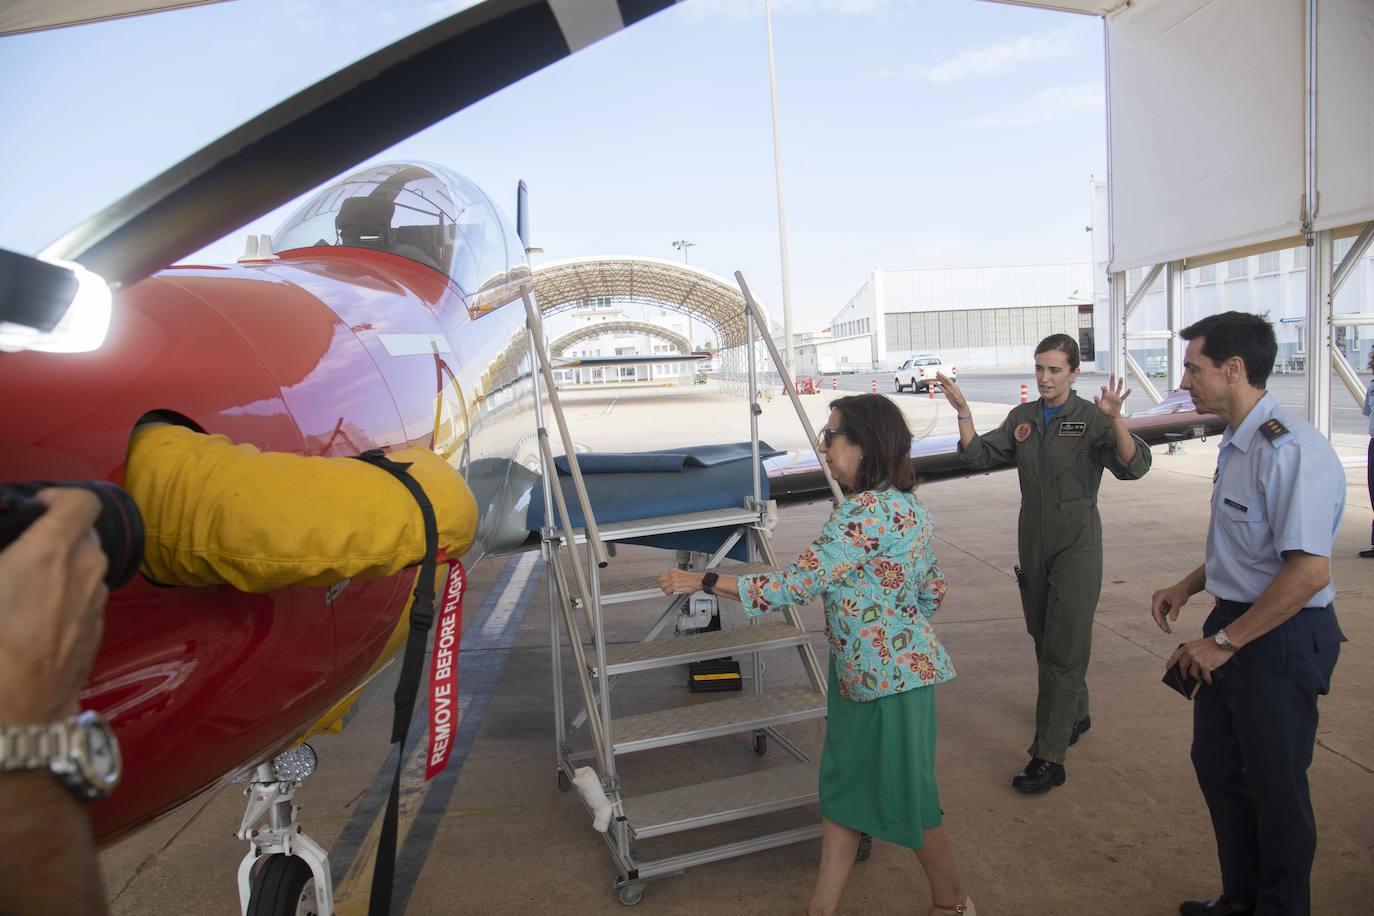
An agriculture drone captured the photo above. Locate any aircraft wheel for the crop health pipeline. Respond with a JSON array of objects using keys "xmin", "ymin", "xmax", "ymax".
[
  {"xmin": 557, "ymin": 768, "xmax": 571, "ymax": 792},
  {"xmin": 618, "ymin": 883, "xmax": 644, "ymax": 906},
  {"xmin": 247, "ymin": 854, "xmax": 318, "ymax": 916},
  {"xmin": 752, "ymin": 731, "xmax": 767, "ymax": 756}
]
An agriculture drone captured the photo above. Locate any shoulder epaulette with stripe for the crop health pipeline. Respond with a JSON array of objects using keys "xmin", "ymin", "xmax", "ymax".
[{"xmin": 1259, "ymin": 417, "xmax": 1290, "ymax": 442}]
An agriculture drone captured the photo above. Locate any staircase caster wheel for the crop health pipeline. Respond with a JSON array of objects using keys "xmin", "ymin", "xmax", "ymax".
[
  {"xmin": 246, "ymin": 854, "xmax": 318, "ymax": 916},
  {"xmin": 752, "ymin": 732, "xmax": 767, "ymax": 756},
  {"xmin": 855, "ymin": 834, "xmax": 873, "ymax": 863},
  {"xmin": 557, "ymin": 769, "xmax": 571, "ymax": 792},
  {"xmin": 618, "ymin": 883, "xmax": 644, "ymax": 907}
]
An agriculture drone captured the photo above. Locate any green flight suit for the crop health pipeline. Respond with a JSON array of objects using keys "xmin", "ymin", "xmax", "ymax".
[{"xmin": 960, "ymin": 390, "xmax": 1151, "ymax": 764}]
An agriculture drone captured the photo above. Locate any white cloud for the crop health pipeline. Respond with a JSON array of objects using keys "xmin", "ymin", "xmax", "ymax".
[
  {"xmin": 922, "ymin": 27, "xmax": 1080, "ymax": 83},
  {"xmin": 957, "ymin": 82, "xmax": 1104, "ymax": 130}
]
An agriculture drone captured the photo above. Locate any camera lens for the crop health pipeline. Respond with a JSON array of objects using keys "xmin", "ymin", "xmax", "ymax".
[{"xmin": 0, "ymin": 481, "xmax": 145, "ymax": 588}]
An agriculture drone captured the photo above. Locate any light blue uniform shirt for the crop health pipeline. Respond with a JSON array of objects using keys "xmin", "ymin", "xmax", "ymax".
[
  {"xmin": 1205, "ymin": 393, "xmax": 1344, "ymax": 606},
  {"xmin": 1363, "ymin": 379, "xmax": 1374, "ymax": 436}
]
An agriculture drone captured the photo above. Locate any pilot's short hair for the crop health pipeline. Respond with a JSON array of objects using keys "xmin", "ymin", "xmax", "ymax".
[
  {"xmin": 1180, "ymin": 311, "xmax": 1277, "ymax": 388},
  {"xmin": 1035, "ymin": 334, "xmax": 1081, "ymax": 372},
  {"xmin": 828, "ymin": 394, "xmax": 915, "ymax": 493}
]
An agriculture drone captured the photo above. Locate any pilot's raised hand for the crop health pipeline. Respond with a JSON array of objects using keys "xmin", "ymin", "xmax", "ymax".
[
  {"xmin": 0, "ymin": 489, "xmax": 109, "ymax": 724},
  {"xmin": 935, "ymin": 373, "xmax": 968, "ymax": 413},
  {"xmin": 1093, "ymin": 373, "xmax": 1132, "ymax": 420}
]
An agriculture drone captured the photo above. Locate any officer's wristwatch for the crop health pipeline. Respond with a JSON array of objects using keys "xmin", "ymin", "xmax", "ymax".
[
  {"xmin": 0, "ymin": 710, "xmax": 122, "ymax": 800},
  {"xmin": 701, "ymin": 572, "xmax": 719, "ymax": 596},
  {"xmin": 1213, "ymin": 628, "xmax": 1238, "ymax": 652}
]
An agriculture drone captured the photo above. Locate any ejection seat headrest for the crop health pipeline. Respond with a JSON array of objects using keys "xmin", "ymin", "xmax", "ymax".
[{"xmin": 336, "ymin": 196, "xmax": 397, "ymax": 248}]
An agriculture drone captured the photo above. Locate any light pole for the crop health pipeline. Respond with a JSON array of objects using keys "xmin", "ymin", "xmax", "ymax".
[
  {"xmin": 764, "ymin": 0, "xmax": 795, "ymax": 374},
  {"xmin": 671, "ymin": 239, "xmax": 697, "ymax": 350}
]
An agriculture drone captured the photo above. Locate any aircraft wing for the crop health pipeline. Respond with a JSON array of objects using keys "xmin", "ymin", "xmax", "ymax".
[{"xmin": 765, "ymin": 389, "xmax": 1225, "ymax": 499}]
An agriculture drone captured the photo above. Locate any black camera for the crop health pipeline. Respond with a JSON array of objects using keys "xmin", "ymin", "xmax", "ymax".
[{"xmin": 0, "ymin": 482, "xmax": 144, "ymax": 588}]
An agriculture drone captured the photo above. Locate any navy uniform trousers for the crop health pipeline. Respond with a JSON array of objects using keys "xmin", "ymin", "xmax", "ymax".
[{"xmin": 1194, "ymin": 600, "xmax": 1343, "ymax": 916}]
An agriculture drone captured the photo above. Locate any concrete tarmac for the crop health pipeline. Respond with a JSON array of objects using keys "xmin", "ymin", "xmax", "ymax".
[{"xmin": 100, "ymin": 383, "xmax": 1374, "ymax": 915}]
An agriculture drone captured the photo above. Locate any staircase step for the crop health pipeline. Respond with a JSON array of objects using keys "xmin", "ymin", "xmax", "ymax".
[
  {"xmin": 561, "ymin": 507, "xmax": 764, "ymax": 546},
  {"xmin": 611, "ymin": 688, "xmax": 826, "ymax": 755},
  {"xmin": 590, "ymin": 620, "xmax": 811, "ymax": 676},
  {"xmin": 624, "ymin": 760, "xmax": 820, "ymax": 839}
]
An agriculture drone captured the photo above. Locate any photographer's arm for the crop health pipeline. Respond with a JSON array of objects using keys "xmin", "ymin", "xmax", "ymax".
[{"xmin": 0, "ymin": 489, "xmax": 110, "ymax": 916}]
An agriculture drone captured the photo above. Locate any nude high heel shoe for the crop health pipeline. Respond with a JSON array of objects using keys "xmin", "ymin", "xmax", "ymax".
[{"xmin": 930, "ymin": 896, "xmax": 975, "ymax": 915}]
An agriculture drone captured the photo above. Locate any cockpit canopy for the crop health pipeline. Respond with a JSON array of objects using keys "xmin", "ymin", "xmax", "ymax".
[{"xmin": 272, "ymin": 162, "xmax": 526, "ymax": 295}]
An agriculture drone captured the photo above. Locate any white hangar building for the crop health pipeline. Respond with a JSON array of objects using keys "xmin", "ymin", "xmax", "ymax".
[{"xmin": 798, "ymin": 263, "xmax": 1095, "ymax": 376}]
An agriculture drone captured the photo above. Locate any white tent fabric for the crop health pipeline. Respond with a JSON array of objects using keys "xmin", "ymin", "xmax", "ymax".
[
  {"xmin": 0, "ymin": 1, "xmax": 228, "ymax": 35},
  {"xmin": 1315, "ymin": 0, "xmax": 1374, "ymax": 232},
  {"xmin": 1106, "ymin": 0, "xmax": 1305, "ymax": 272}
]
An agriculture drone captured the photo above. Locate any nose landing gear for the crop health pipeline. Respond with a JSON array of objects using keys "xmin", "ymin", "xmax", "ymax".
[{"xmin": 236, "ymin": 745, "xmax": 334, "ymax": 916}]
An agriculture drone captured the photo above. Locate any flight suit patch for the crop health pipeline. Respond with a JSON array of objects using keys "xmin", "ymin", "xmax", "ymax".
[
  {"xmin": 1014, "ymin": 422, "xmax": 1033, "ymax": 442},
  {"xmin": 1058, "ymin": 421, "xmax": 1086, "ymax": 437}
]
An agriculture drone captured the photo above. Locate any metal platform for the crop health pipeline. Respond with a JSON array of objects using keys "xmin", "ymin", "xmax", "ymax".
[
  {"xmin": 556, "ymin": 506, "xmax": 766, "ymax": 546},
  {"xmin": 623, "ymin": 760, "xmax": 820, "ymax": 839},
  {"xmin": 526, "ymin": 279, "xmax": 843, "ymax": 908},
  {"xmin": 611, "ymin": 688, "xmax": 826, "ymax": 755},
  {"xmin": 591, "ymin": 619, "xmax": 812, "ymax": 676}
]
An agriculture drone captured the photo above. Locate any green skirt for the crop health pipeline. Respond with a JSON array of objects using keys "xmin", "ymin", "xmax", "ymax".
[{"xmin": 819, "ymin": 658, "xmax": 942, "ymax": 849}]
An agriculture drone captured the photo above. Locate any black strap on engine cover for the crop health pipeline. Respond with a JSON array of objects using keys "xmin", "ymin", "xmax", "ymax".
[{"xmin": 351, "ymin": 449, "xmax": 439, "ymax": 916}]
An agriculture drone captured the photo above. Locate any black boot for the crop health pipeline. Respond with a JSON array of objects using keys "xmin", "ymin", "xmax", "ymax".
[{"xmin": 1011, "ymin": 757, "xmax": 1065, "ymax": 794}]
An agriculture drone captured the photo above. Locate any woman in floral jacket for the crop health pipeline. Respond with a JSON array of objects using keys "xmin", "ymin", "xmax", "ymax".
[{"xmin": 659, "ymin": 394, "xmax": 973, "ymax": 916}]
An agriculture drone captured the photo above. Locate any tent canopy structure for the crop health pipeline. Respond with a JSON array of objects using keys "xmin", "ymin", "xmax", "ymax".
[
  {"xmin": 532, "ymin": 257, "xmax": 779, "ymax": 350},
  {"xmin": 550, "ymin": 319, "xmax": 691, "ymax": 357},
  {"xmin": 1087, "ymin": 0, "xmax": 1374, "ymax": 434}
]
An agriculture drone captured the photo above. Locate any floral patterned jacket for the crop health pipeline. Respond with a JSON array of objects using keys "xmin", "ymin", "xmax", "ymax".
[{"xmin": 736, "ymin": 488, "xmax": 955, "ymax": 702}]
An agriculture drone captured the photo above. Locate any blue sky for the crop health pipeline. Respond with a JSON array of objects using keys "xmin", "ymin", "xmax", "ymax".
[{"xmin": 0, "ymin": 0, "xmax": 1107, "ymax": 338}]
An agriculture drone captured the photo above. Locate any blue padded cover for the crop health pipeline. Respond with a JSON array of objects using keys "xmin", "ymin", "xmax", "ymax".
[
  {"xmin": 529, "ymin": 443, "xmax": 777, "ymax": 561},
  {"xmin": 552, "ymin": 441, "xmax": 783, "ymax": 475}
]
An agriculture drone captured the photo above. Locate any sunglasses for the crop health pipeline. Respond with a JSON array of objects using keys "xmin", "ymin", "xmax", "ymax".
[{"xmin": 819, "ymin": 427, "xmax": 846, "ymax": 447}]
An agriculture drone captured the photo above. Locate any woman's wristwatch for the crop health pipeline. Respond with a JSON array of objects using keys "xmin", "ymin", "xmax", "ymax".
[{"xmin": 701, "ymin": 572, "xmax": 719, "ymax": 595}]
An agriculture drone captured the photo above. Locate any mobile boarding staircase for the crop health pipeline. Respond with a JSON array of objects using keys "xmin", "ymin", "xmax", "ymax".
[{"xmin": 522, "ymin": 274, "xmax": 848, "ymax": 907}]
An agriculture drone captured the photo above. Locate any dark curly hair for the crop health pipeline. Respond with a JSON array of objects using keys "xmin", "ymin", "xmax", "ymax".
[{"xmin": 828, "ymin": 394, "xmax": 915, "ymax": 493}]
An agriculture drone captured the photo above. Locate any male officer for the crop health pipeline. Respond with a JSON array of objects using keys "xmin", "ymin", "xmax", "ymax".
[{"xmin": 1151, "ymin": 312, "xmax": 1345, "ymax": 916}]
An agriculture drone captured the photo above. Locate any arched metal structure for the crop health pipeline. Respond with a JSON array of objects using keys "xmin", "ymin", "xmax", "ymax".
[
  {"xmin": 531, "ymin": 257, "xmax": 777, "ymax": 349},
  {"xmin": 532, "ymin": 257, "xmax": 785, "ymax": 395},
  {"xmin": 550, "ymin": 320, "xmax": 690, "ymax": 357}
]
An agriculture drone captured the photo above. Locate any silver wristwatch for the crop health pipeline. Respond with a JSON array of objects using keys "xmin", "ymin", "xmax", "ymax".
[
  {"xmin": 1213, "ymin": 628, "xmax": 1238, "ymax": 652},
  {"xmin": 0, "ymin": 710, "xmax": 122, "ymax": 800}
]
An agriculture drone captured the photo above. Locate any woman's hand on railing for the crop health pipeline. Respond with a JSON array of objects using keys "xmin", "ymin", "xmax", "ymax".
[{"xmin": 657, "ymin": 569, "xmax": 704, "ymax": 595}]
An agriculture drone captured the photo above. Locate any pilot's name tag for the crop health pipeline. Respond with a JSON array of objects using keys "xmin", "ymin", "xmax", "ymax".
[{"xmin": 1058, "ymin": 421, "xmax": 1087, "ymax": 437}]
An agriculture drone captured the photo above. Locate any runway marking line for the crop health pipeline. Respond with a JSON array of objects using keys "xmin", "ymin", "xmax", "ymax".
[{"xmin": 331, "ymin": 551, "xmax": 543, "ymax": 914}]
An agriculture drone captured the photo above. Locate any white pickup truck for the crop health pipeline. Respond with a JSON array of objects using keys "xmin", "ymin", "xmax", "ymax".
[{"xmin": 892, "ymin": 353, "xmax": 944, "ymax": 393}]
